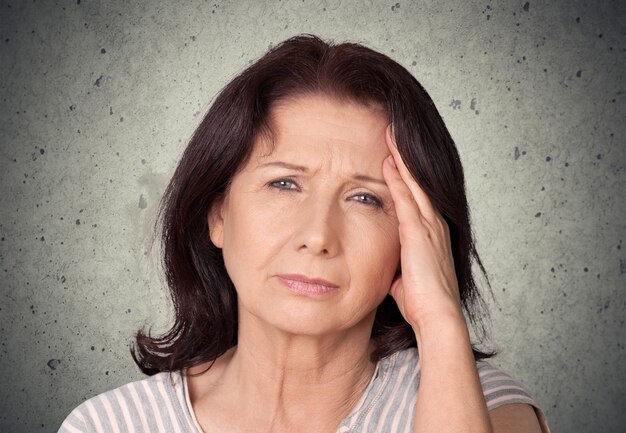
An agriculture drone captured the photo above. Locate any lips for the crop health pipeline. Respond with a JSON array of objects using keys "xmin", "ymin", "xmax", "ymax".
[{"xmin": 276, "ymin": 274, "xmax": 340, "ymax": 295}]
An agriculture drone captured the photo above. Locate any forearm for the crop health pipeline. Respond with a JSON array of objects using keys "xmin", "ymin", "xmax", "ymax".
[{"xmin": 411, "ymin": 310, "xmax": 492, "ymax": 433}]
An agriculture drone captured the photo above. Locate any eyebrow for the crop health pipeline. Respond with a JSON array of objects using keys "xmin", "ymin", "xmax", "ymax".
[{"xmin": 257, "ymin": 161, "xmax": 387, "ymax": 187}]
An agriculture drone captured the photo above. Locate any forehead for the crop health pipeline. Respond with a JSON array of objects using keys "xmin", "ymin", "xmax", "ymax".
[{"xmin": 255, "ymin": 94, "xmax": 389, "ymax": 158}]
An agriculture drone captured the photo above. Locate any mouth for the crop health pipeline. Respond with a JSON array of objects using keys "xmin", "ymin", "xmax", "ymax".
[{"xmin": 276, "ymin": 274, "xmax": 340, "ymax": 296}]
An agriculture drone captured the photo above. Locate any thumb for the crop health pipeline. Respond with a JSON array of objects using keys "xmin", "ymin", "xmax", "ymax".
[{"xmin": 389, "ymin": 275, "xmax": 404, "ymax": 309}]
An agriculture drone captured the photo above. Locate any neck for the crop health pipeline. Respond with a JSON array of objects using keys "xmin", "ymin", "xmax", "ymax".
[
  {"xmin": 221, "ymin": 312, "xmax": 377, "ymax": 432},
  {"xmin": 238, "ymin": 310, "xmax": 375, "ymax": 378}
]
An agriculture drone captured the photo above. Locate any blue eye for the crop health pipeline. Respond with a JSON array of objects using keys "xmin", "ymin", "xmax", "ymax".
[
  {"xmin": 269, "ymin": 179, "xmax": 300, "ymax": 190},
  {"xmin": 353, "ymin": 193, "xmax": 383, "ymax": 208}
]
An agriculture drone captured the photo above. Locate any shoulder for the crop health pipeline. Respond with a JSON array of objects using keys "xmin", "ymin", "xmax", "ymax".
[
  {"xmin": 475, "ymin": 360, "xmax": 536, "ymax": 410},
  {"xmin": 57, "ymin": 371, "xmax": 199, "ymax": 433},
  {"xmin": 476, "ymin": 360, "xmax": 551, "ymax": 432}
]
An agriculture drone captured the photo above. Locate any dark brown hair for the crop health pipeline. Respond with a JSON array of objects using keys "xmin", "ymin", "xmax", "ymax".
[{"xmin": 131, "ymin": 34, "xmax": 495, "ymax": 375}]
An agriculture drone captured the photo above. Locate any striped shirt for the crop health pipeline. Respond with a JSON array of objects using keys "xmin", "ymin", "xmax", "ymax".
[{"xmin": 58, "ymin": 348, "xmax": 550, "ymax": 432}]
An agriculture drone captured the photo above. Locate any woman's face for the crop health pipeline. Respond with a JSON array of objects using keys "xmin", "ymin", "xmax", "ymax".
[{"xmin": 209, "ymin": 94, "xmax": 400, "ymax": 336}]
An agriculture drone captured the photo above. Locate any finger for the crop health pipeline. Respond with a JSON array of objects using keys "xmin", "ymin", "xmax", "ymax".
[
  {"xmin": 382, "ymin": 153, "xmax": 426, "ymax": 233},
  {"xmin": 385, "ymin": 124, "xmax": 441, "ymax": 223},
  {"xmin": 385, "ymin": 155, "xmax": 460, "ymax": 302},
  {"xmin": 385, "ymin": 151, "xmax": 454, "ymax": 269}
]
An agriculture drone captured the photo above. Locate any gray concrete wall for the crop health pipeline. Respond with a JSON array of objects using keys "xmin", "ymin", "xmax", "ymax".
[{"xmin": 1, "ymin": 0, "xmax": 623, "ymax": 432}]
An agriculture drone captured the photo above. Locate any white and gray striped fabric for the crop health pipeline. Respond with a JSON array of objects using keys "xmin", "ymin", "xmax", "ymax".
[{"xmin": 58, "ymin": 348, "xmax": 550, "ymax": 432}]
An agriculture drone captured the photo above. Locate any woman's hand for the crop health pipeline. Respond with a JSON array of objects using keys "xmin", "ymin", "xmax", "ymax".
[
  {"xmin": 381, "ymin": 124, "xmax": 464, "ymax": 335},
  {"xmin": 382, "ymin": 124, "xmax": 494, "ymax": 433}
]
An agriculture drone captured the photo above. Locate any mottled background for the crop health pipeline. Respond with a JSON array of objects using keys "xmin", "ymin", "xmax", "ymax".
[{"xmin": 0, "ymin": 0, "xmax": 624, "ymax": 432}]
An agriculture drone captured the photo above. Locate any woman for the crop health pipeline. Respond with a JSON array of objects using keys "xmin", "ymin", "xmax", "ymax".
[{"xmin": 59, "ymin": 34, "xmax": 550, "ymax": 432}]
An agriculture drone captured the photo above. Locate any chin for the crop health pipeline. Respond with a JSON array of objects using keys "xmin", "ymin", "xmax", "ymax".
[
  {"xmin": 259, "ymin": 302, "xmax": 374, "ymax": 337},
  {"xmin": 248, "ymin": 302, "xmax": 358, "ymax": 337}
]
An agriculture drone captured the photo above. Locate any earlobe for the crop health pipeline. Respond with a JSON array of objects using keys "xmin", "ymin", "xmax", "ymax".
[{"xmin": 207, "ymin": 196, "xmax": 225, "ymax": 249}]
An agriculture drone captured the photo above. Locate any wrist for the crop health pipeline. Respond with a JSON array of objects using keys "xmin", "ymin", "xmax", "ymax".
[
  {"xmin": 407, "ymin": 303, "xmax": 469, "ymax": 346},
  {"xmin": 404, "ymin": 294, "xmax": 465, "ymax": 328}
]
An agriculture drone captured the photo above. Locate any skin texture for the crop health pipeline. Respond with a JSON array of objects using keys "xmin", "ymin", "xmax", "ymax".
[{"xmin": 189, "ymin": 94, "xmax": 542, "ymax": 433}]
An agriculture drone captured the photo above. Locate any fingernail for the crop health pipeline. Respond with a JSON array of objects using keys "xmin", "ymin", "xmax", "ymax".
[{"xmin": 387, "ymin": 155, "xmax": 397, "ymax": 168}]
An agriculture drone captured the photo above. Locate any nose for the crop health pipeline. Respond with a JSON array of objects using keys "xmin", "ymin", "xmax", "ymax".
[{"xmin": 292, "ymin": 196, "xmax": 340, "ymax": 258}]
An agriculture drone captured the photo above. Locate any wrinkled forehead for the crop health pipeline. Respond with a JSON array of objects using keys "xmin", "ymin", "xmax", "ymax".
[{"xmin": 252, "ymin": 94, "xmax": 389, "ymax": 160}]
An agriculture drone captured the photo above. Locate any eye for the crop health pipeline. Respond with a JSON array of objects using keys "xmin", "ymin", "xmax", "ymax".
[
  {"xmin": 268, "ymin": 178, "xmax": 300, "ymax": 191},
  {"xmin": 352, "ymin": 193, "xmax": 383, "ymax": 209}
]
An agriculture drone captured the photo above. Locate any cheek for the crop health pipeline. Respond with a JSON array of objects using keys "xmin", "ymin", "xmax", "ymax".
[
  {"xmin": 347, "ymin": 218, "xmax": 400, "ymax": 288},
  {"xmin": 357, "ymin": 213, "xmax": 399, "ymax": 256},
  {"xmin": 224, "ymin": 189, "xmax": 305, "ymax": 250},
  {"xmin": 221, "ymin": 195, "xmax": 287, "ymax": 275}
]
